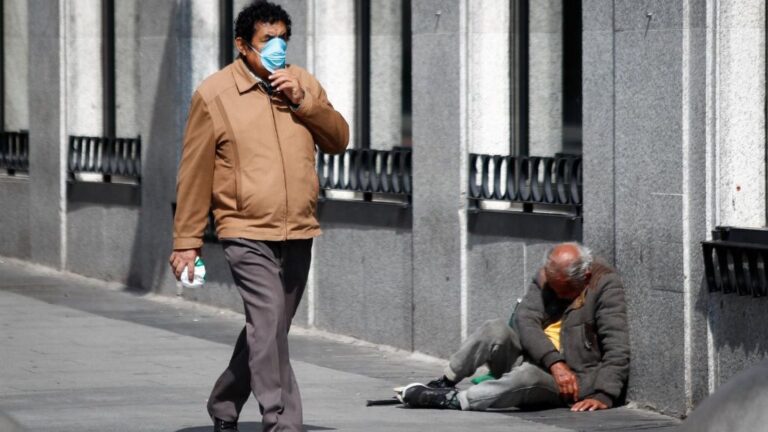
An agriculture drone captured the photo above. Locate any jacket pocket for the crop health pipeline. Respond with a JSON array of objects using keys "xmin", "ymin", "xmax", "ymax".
[
  {"xmin": 564, "ymin": 324, "xmax": 601, "ymax": 371},
  {"xmin": 215, "ymin": 96, "xmax": 242, "ymax": 212}
]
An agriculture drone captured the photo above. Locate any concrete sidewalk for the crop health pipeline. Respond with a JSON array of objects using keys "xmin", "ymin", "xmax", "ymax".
[{"xmin": 0, "ymin": 259, "xmax": 680, "ymax": 432}]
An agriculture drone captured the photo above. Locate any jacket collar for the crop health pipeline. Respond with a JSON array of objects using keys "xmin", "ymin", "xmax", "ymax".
[{"xmin": 232, "ymin": 58, "xmax": 267, "ymax": 94}]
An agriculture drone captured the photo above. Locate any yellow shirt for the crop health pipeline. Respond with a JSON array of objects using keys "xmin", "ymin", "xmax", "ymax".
[{"xmin": 544, "ymin": 320, "xmax": 563, "ymax": 351}]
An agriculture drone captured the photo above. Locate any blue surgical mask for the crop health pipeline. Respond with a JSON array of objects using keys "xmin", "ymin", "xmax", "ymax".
[{"xmin": 249, "ymin": 38, "xmax": 287, "ymax": 72}]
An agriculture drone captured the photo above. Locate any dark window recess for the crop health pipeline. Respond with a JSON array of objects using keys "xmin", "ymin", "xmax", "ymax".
[
  {"xmin": 354, "ymin": 0, "xmax": 371, "ymax": 149},
  {"xmin": 220, "ymin": 0, "xmax": 234, "ymax": 67},
  {"xmin": 561, "ymin": 0, "xmax": 582, "ymax": 155},
  {"xmin": 102, "ymin": 0, "xmax": 116, "ymax": 138},
  {"xmin": 468, "ymin": 153, "xmax": 582, "ymax": 216},
  {"xmin": 510, "ymin": 0, "xmax": 529, "ymax": 155},
  {"xmin": 0, "ymin": 131, "xmax": 29, "ymax": 176},
  {"xmin": 702, "ymin": 226, "xmax": 768, "ymax": 297},
  {"xmin": 401, "ymin": 0, "xmax": 412, "ymax": 147},
  {"xmin": 317, "ymin": 147, "xmax": 412, "ymax": 206},
  {"xmin": 68, "ymin": 135, "xmax": 141, "ymax": 183}
]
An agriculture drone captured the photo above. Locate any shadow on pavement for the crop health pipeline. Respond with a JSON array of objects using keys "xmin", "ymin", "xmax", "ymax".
[
  {"xmin": 507, "ymin": 407, "xmax": 680, "ymax": 432},
  {"xmin": 176, "ymin": 424, "xmax": 335, "ymax": 432}
]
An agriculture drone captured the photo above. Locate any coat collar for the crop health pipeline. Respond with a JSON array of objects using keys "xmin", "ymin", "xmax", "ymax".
[{"xmin": 232, "ymin": 58, "xmax": 266, "ymax": 94}]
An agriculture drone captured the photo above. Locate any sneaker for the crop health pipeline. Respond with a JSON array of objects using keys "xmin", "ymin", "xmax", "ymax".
[
  {"xmin": 399, "ymin": 383, "xmax": 460, "ymax": 409},
  {"xmin": 426, "ymin": 375, "xmax": 456, "ymax": 389}
]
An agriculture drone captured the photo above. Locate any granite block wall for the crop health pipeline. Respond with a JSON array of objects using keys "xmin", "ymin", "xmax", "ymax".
[{"xmin": 0, "ymin": 179, "xmax": 30, "ymax": 259}]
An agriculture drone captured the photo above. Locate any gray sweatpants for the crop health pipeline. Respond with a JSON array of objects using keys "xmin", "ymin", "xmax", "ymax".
[
  {"xmin": 207, "ymin": 238, "xmax": 312, "ymax": 432},
  {"xmin": 445, "ymin": 319, "xmax": 562, "ymax": 411}
]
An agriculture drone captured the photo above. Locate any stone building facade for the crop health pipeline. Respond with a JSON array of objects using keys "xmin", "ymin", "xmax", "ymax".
[{"xmin": 0, "ymin": 0, "xmax": 766, "ymax": 417}]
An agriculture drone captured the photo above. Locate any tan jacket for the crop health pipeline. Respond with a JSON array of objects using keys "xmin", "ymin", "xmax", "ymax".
[{"xmin": 173, "ymin": 59, "xmax": 349, "ymax": 249}]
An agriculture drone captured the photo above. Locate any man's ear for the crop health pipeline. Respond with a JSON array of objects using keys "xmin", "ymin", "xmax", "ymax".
[
  {"xmin": 234, "ymin": 37, "xmax": 247, "ymax": 57},
  {"xmin": 583, "ymin": 270, "xmax": 592, "ymax": 286}
]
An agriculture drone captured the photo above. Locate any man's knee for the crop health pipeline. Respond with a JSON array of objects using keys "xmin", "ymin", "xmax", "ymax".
[{"xmin": 478, "ymin": 319, "xmax": 516, "ymax": 343}]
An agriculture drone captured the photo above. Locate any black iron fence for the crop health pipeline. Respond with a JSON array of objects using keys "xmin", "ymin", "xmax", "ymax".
[
  {"xmin": 0, "ymin": 131, "xmax": 29, "ymax": 175},
  {"xmin": 316, "ymin": 146, "xmax": 412, "ymax": 204},
  {"xmin": 468, "ymin": 154, "xmax": 582, "ymax": 214},
  {"xmin": 68, "ymin": 135, "xmax": 141, "ymax": 182},
  {"xmin": 702, "ymin": 226, "xmax": 768, "ymax": 297}
]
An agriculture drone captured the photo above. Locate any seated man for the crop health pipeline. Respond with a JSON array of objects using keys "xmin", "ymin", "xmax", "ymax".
[{"xmin": 401, "ymin": 242, "xmax": 630, "ymax": 412}]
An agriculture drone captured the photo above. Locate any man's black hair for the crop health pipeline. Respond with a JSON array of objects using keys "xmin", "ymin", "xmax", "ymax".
[{"xmin": 235, "ymin": 1, "xmax": 292, "ymax": 43}]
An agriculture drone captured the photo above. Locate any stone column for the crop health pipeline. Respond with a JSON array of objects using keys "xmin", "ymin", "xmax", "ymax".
[
  {"xmin": 582, "ymin": 0, "xmax": 615, "ymax": 262},
  {"xmin": 714, "ymin": 0, "xmax": 766, "ymax": 227},
  {"xmin": 609, "ymin": 0, "xmax": 710, "ymax": 416},
  {"xmin": 115, "ymin": 0, "xmax": 140, "ymax": 135},
  {"xmin": 370, "ymin": 0, "xmax": 402, "ymax": 150},
  {"xmin": 4, "ymin": 0, "xmax": 28, "ymax": 131},
  {"xmin": 134, "ymin": 0, "xmax": 188, "ymax": 294},
  {"xmin": 411, "ymin": 0, "xmax": 468, "ymax": 357},
  {"xmin": 311, "ymin": 0, "xmax": 356, "ymax": 147},
  {"xmin": 189, "ymin": 0, "xmax": 221, "ymax": 92},
  {"xmin": 66, "ymin": 0, "xmax": 103, "ymax": 137},
  {"xmin": 528, "ymin": 0, "xmax": 562, "ymax": 156},
  {"xmin": 468, "ymin": 0, "xmax": 509, "ymax": 156},
  {"xmin": 28, "ymin": 0, "xmax": 68, "ymax": 268}
]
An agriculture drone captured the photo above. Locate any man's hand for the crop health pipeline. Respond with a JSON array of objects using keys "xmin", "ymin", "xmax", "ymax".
[
  {"xmin": 571, "ymin": 398, "xmax": 608, "ymax": 412},
  {"xmin": 169, "ymin": 248, "xmax": 200, "ymax": 282},
  {"xmin": 550, "ymin": 361, "xmax": 579, "ymax": 402},
  {"xmin": 269, "ymin": 70, "xmax": 305, "ymax": 106}
]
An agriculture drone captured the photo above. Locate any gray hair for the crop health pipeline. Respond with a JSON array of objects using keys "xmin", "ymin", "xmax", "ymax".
[{"xmin": 544, "ymin": 242, "xmax": 593, "ymax": 284}]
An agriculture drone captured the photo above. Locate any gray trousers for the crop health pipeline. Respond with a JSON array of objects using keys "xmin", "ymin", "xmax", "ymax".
[
  {"xmin": 207, "ymin": 238, "xmax": 312, "ymax": 432},
  {"xmin": 446, "ymin": 319, "xmax": 562, "ymax": 411}
]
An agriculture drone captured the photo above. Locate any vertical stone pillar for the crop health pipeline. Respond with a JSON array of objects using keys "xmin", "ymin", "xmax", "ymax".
[
  {"xmin": 4, "ymin": 0, "xmax": 29, "ymax": 131},
  {"xmin": 189, "ymin": 0, "xmax": 220, "ymax": 92},
  {"xmin": 370, "ymin": 0, "xmax": 402, "ymax": 150},
  {"xmin": 135, "ymin": 0, "xmax": 186, "ymax": 294},
  {"xmin": 115, "ymin": 0, "xmax": 140, "ymax": 135},
  {"xmin": 311, "ymin": 0, "xmax": 356, "ymax": 147},
  {"xmin": 714, "ymin": 0, "xmax": 766, "ymax": 227},
  {"xmin": 607, "ymin": 0, "xmax": 710, "ymax": 416},
  {"xmin": 411, "ymin": 0, "xmax": 467, "ymax": 357},
  {"xmin": 528, "ymin": 0, "xmax": 562, "ymax": 156},
  {"xmin": 582, "ymin": 0, "xmax": 615, "ymax": 262},
  {"xmin": 467, "ymin": 0, "xmax": 509, "ymax": 156},
  {"xmin": 66, "ymin": 0, "xmax": 104, "ymax": 137},
  {"xmin": 28, "ymin": 0, "xmax": 67, "ymax": 268}
]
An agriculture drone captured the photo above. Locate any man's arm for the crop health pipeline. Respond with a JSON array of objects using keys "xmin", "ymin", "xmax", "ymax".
[
  {"xmin": 588, "ymin": 274, "xmax": 631, "ymax": 408},
  {"xmin": 172, "ymin": 91, "xmax": 215, "ymax": 252},
  {"xmin": 516, "ymin": 276, "xmax": 579, "ymax": 402},
  {"xmin": 515, "ymin": 281, "xmax": 564, "ymax": 369},
  {"xmin": 291, "ymin": 73, "xmax": 350, "ymax": 155}
]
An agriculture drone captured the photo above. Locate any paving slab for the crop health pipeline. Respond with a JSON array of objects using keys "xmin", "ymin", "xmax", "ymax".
[{"xmin": 0, "ymin": 259, "xmax": 680, "ymax": 432}]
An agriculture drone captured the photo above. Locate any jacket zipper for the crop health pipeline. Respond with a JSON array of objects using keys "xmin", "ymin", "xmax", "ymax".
[{"xmin": 268, "ymin": 94, "xmax": 289, "ymax": 240}]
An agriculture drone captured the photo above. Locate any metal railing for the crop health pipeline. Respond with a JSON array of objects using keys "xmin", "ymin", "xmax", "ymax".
[
  {"xmin": 702, "ymin": 226, "xmax": 768, "ymax": 297},
  {"xmin": 468, "ymin": 153, "xmax": 582, "ymax": 214},
  {"xmin": 0, "ymin": 131, "xmax": 29, "ymax": 175},
  {"xmin": 68, "ymin": 135, "xmax": 141, "ymax": 182},
  {"xmin": 316, "ymin": 147, "xmax": 412, "ymax": 204}
]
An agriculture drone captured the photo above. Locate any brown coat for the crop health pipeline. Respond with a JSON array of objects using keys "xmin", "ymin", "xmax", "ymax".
[{"xmin": 173, "ymin": 59, "xmax": 349, "ymax": 250}]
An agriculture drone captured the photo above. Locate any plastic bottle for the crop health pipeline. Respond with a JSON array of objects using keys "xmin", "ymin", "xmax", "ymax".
[{"xmin": 180, "ymin": 256, "xmax": 206, "ymax": 289}]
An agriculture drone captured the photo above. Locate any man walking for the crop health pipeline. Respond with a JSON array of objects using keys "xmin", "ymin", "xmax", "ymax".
[
  {"xmin": 401, "ymin": 243, "xmax": 630, "ymax": 412},
  {"xmin": 168, "ymin": 2, "xmax": 349, "ymax": 431}
]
